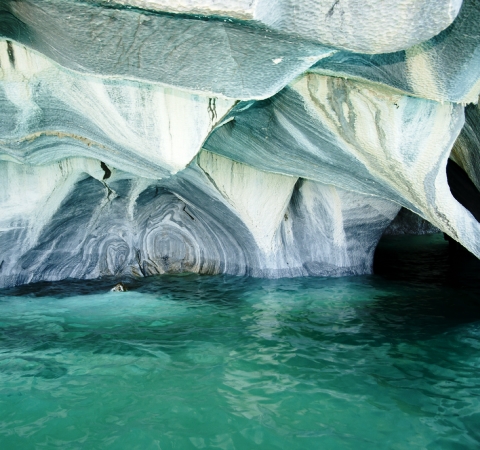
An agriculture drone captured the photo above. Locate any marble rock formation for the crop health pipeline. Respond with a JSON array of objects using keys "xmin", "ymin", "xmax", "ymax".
[
  {"xmin": 96, "ymin": 0, "xmax": 462, "ymax": 54},
  {"xmin": 205, "ymin": 74, "xmax": 480, "ymax": 253},
  {"xmin": 0, "ymin": 0, "xmax": 479, "ymax": 288},
  {"xmin": 0, "ymin": 155, "xmax": 399, "ymax": 287},
  {"xmin": 0, "ymin": 0, "xmax": 334, "ymax": 99},
  {"xmin": 310, "ymin": 0, "xmax": 480, "ymax": 104},
  {"xmin": 384, "ymin": 209, "xmax": 440, "ymax": 236},
  {"xmin": 0, "ymin": 41, "xmax": 235, "ymax": 179}
]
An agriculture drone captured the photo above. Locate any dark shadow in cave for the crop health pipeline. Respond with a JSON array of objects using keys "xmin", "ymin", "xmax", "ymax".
[
  {"xmin": 372, "ymin": 233, "xmax": 480, "ymax": 335},
  {"xmin": 446, "ymin": 159, "xmax": 480, "ymax": 223},
  {"xmin": 375, "ymin": 158, "xmax": 480, "ymax": 288},
  {"xmin": 443, "ymin": 159, "xmax": 480, "ymax": 260}
]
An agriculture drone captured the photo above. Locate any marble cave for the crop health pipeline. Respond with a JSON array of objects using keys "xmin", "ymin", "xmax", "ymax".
[{"xmin": 0, "ymin": 0, "xmax": 479, "ymax": 288}]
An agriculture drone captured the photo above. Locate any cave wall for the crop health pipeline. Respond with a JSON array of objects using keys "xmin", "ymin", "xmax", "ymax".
[{"xmin": 0, "ymin": 0, "xmax": 479, "ymax": 287}]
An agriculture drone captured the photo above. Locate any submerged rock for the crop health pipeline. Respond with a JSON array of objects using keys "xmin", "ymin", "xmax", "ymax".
[{"xmin": 111, "ymin": 283, "xmax": 127, "ymax": 292}]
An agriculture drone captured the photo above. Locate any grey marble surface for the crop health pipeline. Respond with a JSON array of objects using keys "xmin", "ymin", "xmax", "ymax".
[
  {"xmin": 0, "ymin": 157, "xmax": 399, "ymax": 287},
  {"xmin": 0, "ymin": 41, "xmax": 235, "ymax": 179},
  {"xmin": 309, "ymin": 0, "xmax": 480, "ymax": 104},
  {"xmin": 0, "ymin": 0, "xmax": 333, "ymax": 100},
  {"xmin": 91, "ymin": 0, "xmax": 462, "ymax": 54}
]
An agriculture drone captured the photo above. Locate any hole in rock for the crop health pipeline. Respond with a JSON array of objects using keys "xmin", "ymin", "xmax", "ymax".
[
  {"xmin": 376, "ymin": 158, "xmax": 480, "ymax": 289},
  {"xmin": 446, "ymin": 159, "xmax": 480, "ymax": 223},
  {"xmin": 374, "ymin": 231, "xmax": 480, "ymax": 325},
  {"xmin": 100, "ymin": 161, "xmax": 111, "ymax": 180}
]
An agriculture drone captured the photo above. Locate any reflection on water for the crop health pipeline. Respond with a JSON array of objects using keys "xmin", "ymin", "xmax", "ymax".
[{"xmin": 0, "ymin": 234, "xmax": 479, "ymax": 449}]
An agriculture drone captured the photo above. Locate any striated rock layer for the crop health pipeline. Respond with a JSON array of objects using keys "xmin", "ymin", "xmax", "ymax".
[
  {"xmin": 0, "ymin": 0, "xmax": 479, "ymax": 288},
  {"xmin": 0, "ymin": 155, "xmax": 399, "ymax": 287},
  {"xmin": 204, "ymin": 74, "xmax": 480, "ymax": 257},
  {"xmin": 0, "ymin": 41, "xmax": 235, "ymax": 178},
  {"xmin": 96, "ymin": 0, "xmax": 462, "ymax": 54},
  {"xmin": 0, "ymin": 0, "xmax": 333, "ymax": 99},
  {"xmin": 310, "ymin": 0, "xmax": 480, "ymax": 104}
]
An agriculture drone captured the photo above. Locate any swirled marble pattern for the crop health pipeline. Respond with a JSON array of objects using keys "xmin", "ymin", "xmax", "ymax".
[
  {"xmin": 0, "ymin": 156, "xmax": 399, "ymax": 286},
  {"xmin": 205, "ymin": 74, "xmax": 480, "ymax": 258},
  {"xmin": 0, "ymin": 0, "xmax": 479, "ymax": 288},
  {"xmin": 0, "ymin": 41, "xmax": 235, "ymax": 178},
  {"xmin": 310, "ymin": 0, "xmax": 480, "ymax": 104}
]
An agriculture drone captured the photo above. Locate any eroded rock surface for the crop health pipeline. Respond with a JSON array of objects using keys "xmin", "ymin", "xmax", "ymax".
[
  {"xmin": 97, "ymin": 0, "xmax": 462, "ymax": 54},
  {"xmin": 0, "ymin": 41, "xmax": 234, "ymax": 178},
  {"xmin": 0, "ymin": 155, "xmax": 399, "ymax": 287},
  {"xmin": 0, "ymin": 0, "xmax": 479, "ymax": 288},
  {"xmin": 0, "ymin": 0, "xmax": 333, "ymax": 99},
  {"xmin": 310, "ymin": 0, "xmax": 480, "ymax": 103},
  {"xmin": 205, "ymin": 74, "xmax": 480, "ymax": 256}
]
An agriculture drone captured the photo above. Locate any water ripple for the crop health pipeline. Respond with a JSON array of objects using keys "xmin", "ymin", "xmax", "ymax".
[{"xmin": 0, "ymin": 236, "xmax": 480, "ymax": 448}]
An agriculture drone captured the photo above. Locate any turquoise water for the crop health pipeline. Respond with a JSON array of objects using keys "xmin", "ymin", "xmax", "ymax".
[{"xmin": 1, "ymin": 235, "xmax": 480, "ymax": 449}]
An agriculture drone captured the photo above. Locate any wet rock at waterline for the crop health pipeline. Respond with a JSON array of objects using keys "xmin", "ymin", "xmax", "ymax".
[
  {"xmin": 0, "ymin": 157, "xmax": 399, "ymax": 287},
  {"xmin": 0, "ymin": 0, "xmax": 479, "ymax": 288},
  {"xmin": 111, "ymin": 283, "xmax": 127, "ymax": 292}
]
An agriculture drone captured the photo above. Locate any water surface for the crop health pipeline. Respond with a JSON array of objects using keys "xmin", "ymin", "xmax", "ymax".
[{"xmin": 1, "ymin": 234, "xmax": 480, "ymax": 449}]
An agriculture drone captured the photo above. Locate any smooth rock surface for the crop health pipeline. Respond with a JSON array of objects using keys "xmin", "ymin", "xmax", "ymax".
[
  {"xmin": 98, "ymin": 0, "xmax": 462, "ymax": 54},
  {"xmin": 197, "ymin": 151, "xmax": 298, "ymax": 253},
  {"xmin": 310, "ymin": 0, "xmax": 480, "ymax": 104},
  {"xmin": 0, "ymin": 41, "xmax": 234, "ymax": 178},
  {"xmin": 205, "ymin": 74, "xmax": 480, "ymax": 257},
  {"xmin": 281, "ymin": 179, "xmax": 400, "ymax": 276},
  {"xmin": 0, "ymin": 0, "xmax": 334, "ymax": 100}
]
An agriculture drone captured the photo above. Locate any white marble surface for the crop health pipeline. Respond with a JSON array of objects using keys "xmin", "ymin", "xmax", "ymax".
[{"xmin": 0, "ymin": 41, "xmax": 235, "ymax": 178}]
